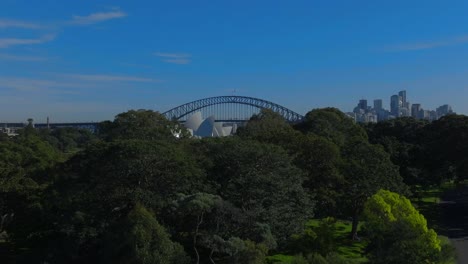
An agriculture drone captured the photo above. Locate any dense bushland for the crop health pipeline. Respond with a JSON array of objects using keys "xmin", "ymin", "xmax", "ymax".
[{"xmin": 0, "ymin": 108, "xmax": 464, "ymax": 263}]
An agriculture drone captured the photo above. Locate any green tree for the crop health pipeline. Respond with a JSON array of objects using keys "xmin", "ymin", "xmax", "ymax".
[
  {"xmin": 101, "ymin": 203, "xmax": 189, "ymax": 264},
  {"xmin": 54, "ymin": 140, "xmax": 204, "ymax": 213},
  {"xmin": 170, "ymin": 193, "xmax": 223, "ymax": 264},
  {"xmin": 34, "ymin": 140, "xmax": 204, "ymax": 262},
  {"xmin": 364, "ymin": 118, "xmax": 430, "ymax": 188},
  {"xmin": 38, "ymin": 127, "xmax": 98, "ymax": 153},
  {"xmin": 295, "ymin": 135, "xmax": 342, "ymax": 216},
  {"xmin": 201, "ymin": 138, "xmax": 314, "ymax": 246},
  {"xmin": 98, "ymin": 109, "xmax": 188, "ymax": 141},
  {"xmin": 237, "ymin": 109, "xmax": 302, "ymax": 149},
  {"xmin": 364, "ymin": 190, "xmax": 442, "ymax": 264},
  {"xmin": 340, "ymin": 140, "xmax": 408, "ymax": 240},
  {"xmin": 297, "ymin": 108, "xmax": 367, "ymax": 147},
  {"xmin": 422, "ymin": 114, "xmax": 468, "ymax": 183},
  {"xmin": 289, "ymin": 218, "xmax": 337, "ymax": 256},
  {"xmin": 0, "ymin": 135, "xmax": 60, "ymax": 245}
]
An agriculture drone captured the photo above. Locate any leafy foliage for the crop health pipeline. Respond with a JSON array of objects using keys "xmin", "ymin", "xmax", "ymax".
[
  {"xmin": 0, "ymin": 108, "xmax": 464, "ymax": 263},
  {"xmin": 101, "ymin": 203, "xmax": 189, "ymax": 264},
  {"xmin": 364, "ymin": 190, "xmax": 442, "ymax": 264},
  {"xmin": 98, "ymin": 109, "xmax": 189, "ymax": 141}
]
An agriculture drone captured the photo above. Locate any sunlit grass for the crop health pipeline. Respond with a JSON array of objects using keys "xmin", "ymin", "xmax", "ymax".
[
  {"xmin": 267, "ymin": 219, "xmax": 368, "ymax": 263},
  {"xmin": 266, "ymin": 254, "xmax": 294, "ymax": 263}
]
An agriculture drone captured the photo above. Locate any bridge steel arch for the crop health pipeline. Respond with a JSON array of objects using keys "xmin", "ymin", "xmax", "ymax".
[{"xmin": 163, "ymin": 96, "xmax": 304, "ymax": 122}]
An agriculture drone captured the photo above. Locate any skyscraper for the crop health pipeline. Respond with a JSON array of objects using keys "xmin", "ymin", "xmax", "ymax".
[
  {"xmin": 398, "ymin": 90, "xmax": 407, "ymax": 104},
  {"xmin": 359, "ymin": 99, "xmax": 368, "ymax": 110},
  {"xmin": 390, "ymin": 95, "xmax": 401, "ymax": 116},
  {"xmin": 374, "ymin": 99, "xmax": 383, "ymax": 112},
  {"xmin": 436, "ymin": 104, "xmax": 453, "ymax": 118},
  {"xmin": 411, "ymin": 104, "xmax": 421, "ymax": 119}
]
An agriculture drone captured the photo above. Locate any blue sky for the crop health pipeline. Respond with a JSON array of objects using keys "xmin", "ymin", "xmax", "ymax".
[{"xmin": 1, "ymin": 0, "xmax": 468, "ymax": 122}]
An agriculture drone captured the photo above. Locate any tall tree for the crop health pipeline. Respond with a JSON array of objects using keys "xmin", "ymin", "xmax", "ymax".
[
  {"xmin": 237, "ymin": 109, "xmax": 302, "ymax": 150},
  {"xmin": 297, "ymin": 108, "xmax": 367, "ymax": 147},
  {"xmin": 364, "ymin": 190, "xmax": 443, "ymax": 264},
  {"xmin": 98, "ymin": 109, "xmax": 188, "ymax": 141},
  {"xmin": 201, "ymin": 138, "xmax": 314, "ymax": 246},
  {"xmin": 35, "ymin": 140, "xmax": 204, "ymax": 262},
  {"xmin": 101, "ymin": 203, "xmax": 189, "ymax": 264},
  {"xmin": 294, "ymin": 134, "xmax": 343, "ymax": 216},
  {"xmin": 340, "ymin": 139, "xmax": 408, "ymax": 240},
  {"xmin": 0, "ymin": 135, "xmax": 60, "ymax": 245}
]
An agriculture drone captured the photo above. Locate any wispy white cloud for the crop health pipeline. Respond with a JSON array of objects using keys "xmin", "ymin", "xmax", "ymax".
[
  {"xmin": 120, "ymin": 62, "xmax": 153, "ymax": 69},
  {"xmin": 0, "ymin": 19, "xmax": 44, "ymax": 29},
  {"xmin": 0, "ymin": 77, "xmax": 89, "ymax": 93},
  {"xmin": 0, "ymin": 34, "xmax": 55, "ymax": 48},
  {"xmin": 163, "ymin": 58, "xmax": 191, "ymax": 64},
  {"xmin": 154, "ymin": 52, "xmax": 192, "ymax": 64},
  {"xmin": 154, "ymin": 52, "xmax": 191, "ymax": 58},
  {"xmin": 0, "ymin": 95, "xmax": 125, "ymax": 122},
  {"xmin": 0, "ymin": 73, "xmax": 159, "ymax": 95},
  {"xmin": 62, "ymin": 73, "xmax": 160, "ymax": 82},
  {"xmin": 384, "ymin": 35, "xmax": 468, "ymax": 52},
  {"xmin": 70, "ymin": 10, "xmax": 127, "ymax": 25},
  {"xmin": 0, "ymin": 53, "xmax": 48, "ymax": 61}
]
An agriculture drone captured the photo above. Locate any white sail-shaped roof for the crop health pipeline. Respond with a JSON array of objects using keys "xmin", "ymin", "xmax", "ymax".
[
  {"xmin": 181, "ymin": 111, "xmax": 236, "ymax": 138},
  {"xmin": 185, "ymin": 112, "xmax": 203, "ymax": 132},
  {"xmin": 196, "ymin": 116, "xmax": 215, "ymax": 137}
]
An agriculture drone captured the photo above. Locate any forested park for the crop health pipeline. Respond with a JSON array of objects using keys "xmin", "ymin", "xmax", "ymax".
[{"xmin": 1, "ymin": 108, "xmax": 467, "ymax": 264}]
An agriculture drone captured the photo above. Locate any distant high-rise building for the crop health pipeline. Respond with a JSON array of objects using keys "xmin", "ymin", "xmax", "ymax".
[
  {"xmin": 400, "ymin": 107, "xmax": 410, "ymax": 117},
  {"xmin": 390, "ymin": 95, "xmax": 401, "ymax": 116},
  {"xmin": 358, "ymin": 99, "xmax": 368, "ymax": 110},
  {"xmin": 374, "ymin": 99, "xmax": 383, "ymax": 112},
  {"xmin": 411, "ymin": 104, "xmax": 421, "ymax": 119},
  {"xmin": 436, "ymin": 104, "xmax": 453, "ymax": 118},
  {"xmin": 407, "ymin": 103, "xmax": 412, "ymax": 116},
  {"xmin": 351, "ymin": 90, "xmax": 453, "ymax": 123},
  {"xmin": 398, "ymin": 90, "xmax": 407, "ymax": 104}
]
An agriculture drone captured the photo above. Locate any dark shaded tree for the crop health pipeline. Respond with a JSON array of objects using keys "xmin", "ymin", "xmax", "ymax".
[
  {"xmin": 100, "ymin": 203, "xmax": 189, "ymax": 264},
  {"xmin": 199, "ymin": 138, "xmax": 314, "ymax": 246},
  {"xmin": 340, "ymin": 139, "xmax": 408, "ymax": 240},
  {"xmin": 296, "ymin": 108, "xmax": 367, "ymax": 147},
  {"xmin": 98, "ymin": 109, "xmax": 189, "ymax": 141}
]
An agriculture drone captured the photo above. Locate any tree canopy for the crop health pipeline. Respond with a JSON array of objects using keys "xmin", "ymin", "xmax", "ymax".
[{"xmin": 0, "ymin": 108, "xmax": 460, "ymax": 263}]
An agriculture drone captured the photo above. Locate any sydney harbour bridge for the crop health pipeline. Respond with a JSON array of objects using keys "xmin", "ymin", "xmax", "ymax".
[
  {"xmin": 1, "ymin": 96, "xmax": 304, "ymax": 132},
  {"xmin": 162, "ymin": 96, "xmax": 303, "ymax": 123}
]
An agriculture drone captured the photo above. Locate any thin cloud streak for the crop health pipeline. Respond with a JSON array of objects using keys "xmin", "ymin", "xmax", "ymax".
[
  {"xmin": 0, "ymin": 77, "xmax": 91, "ymax": 92},
  {"xmin": 0, "ymin": 19, "xmax": 44, "ymax": 29},
  {"xmin": 70, "ymin": 10, "xmax": 127, "ymax": 25},
  {"xmin": 120, "ymin": 63, "xmax": 153, "ymax": 69},
  {"xmin": 154, "ymin": 52, "xmax": 191, "ymax": 64},
  {"xmin": 154, "ymin": 52, "xmax": 191, "ymax": 58},
  {"xmin": 62, "ymin": 73, "xmax": 160, "ymax": 82},
  {"xmin": 163, "ymin": 58, "xmax": 191, "ymax": 64},
  {"xmin": 0, "ymin": 53, "xmax": 48, "ymax": 61},
  {"xmin": 384, "ymin": 35, "xmax": 468, "ymax": 52},
  {"xmin": 0, "ymin": 34, "xmax": 55, "ymax": 48},
  {"xmin": 0, "ymin": 74, "xmax": 161, "ymax": 95}
]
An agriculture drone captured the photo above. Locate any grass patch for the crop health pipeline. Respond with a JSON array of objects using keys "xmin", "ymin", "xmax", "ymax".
[
  {"xmin": 411, "ymin": 181, "xmax": 457, "ymax": 232},
  {"xmin": 268, "ymin": 219, "xmax": 367, "ymax": 263},
  {"xmin": 266, "ymin": 254, "xmax": 294, "ymax": 264}
]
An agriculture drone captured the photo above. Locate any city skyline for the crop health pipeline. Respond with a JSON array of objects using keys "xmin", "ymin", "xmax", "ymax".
[
  {"xmin": 2, "ymin": 1, "xmax": 468, "ymax": 122},
  {"xmin": 349, "ymin": 90, "xmax": 454, "ymax": 123}
]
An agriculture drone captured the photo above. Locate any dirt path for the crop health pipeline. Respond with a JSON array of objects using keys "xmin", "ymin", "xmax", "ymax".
[{"xmin": 439, "ymin": 185, "xmax": 468, "ymax": 264}]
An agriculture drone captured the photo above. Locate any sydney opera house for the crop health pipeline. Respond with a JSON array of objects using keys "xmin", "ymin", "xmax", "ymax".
[{"xmin": 183, "ymin": 112, "xmax": 237, "ymax": 138}]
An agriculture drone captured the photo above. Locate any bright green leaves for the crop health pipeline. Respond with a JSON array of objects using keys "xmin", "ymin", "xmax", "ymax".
[{"xmin": 364, "ymin": 190, "xmax": 442, "ymax": 264}]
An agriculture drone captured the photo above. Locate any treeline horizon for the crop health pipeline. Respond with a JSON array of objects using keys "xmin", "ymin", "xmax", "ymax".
[{"xmin": 1, "ymin": 107, "xmax": 466, "ymax": 263}]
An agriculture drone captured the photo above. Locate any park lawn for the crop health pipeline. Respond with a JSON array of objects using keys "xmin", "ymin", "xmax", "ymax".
[
  {"xmin": 411, "ymin": 181, "xmax": 456, "ymax": 231},
  {"xmin": 267, "ymin": 219, "xmax": 368, "ymax": 263},
  {"xmin": 412, "ymin": 181, "xmax": 456, "ymax": 205}
]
